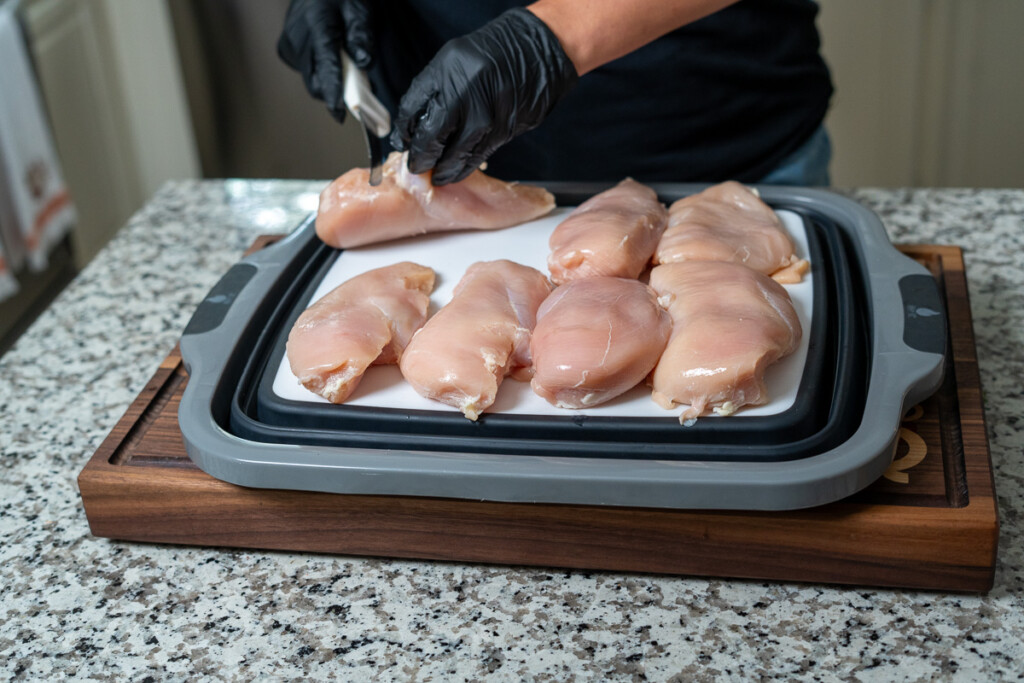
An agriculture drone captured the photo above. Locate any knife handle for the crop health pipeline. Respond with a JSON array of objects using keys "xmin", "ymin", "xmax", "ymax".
[{"xmin": 341, "ymin": 50, "xmax": 391, "ymax": 138}]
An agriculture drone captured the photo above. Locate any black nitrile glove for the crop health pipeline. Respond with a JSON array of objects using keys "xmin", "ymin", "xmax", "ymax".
[
  {"xmin": 390, "ymin": 8, "xmax": 579, "ymax": 185},
  {"xmin": 277, "ymin": 0, "xmax": 373, "ymax": 123}
]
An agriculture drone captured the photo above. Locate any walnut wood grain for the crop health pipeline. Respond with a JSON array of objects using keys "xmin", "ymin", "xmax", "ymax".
[{"xmin": 77, "ymin": 242, "xmax": 998, "ymax": 592}]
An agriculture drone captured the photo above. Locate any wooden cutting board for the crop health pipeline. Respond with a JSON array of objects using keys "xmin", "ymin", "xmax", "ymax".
[{"xmin": 78, "ymin": 240, "xmax": 998, "ymax": 592}]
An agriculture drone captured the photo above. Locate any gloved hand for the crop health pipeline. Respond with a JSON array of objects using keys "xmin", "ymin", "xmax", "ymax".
[
  {"xmin": 277, "ymin": 0, "xmax": 373, "ymax": 123},
  {"xmin": 390, "ymin": 8, "xmax": 579, "ymax": 185}
]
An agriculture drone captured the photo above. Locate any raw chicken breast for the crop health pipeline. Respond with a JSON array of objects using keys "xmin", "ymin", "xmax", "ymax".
[
  {"xmin": 399, "ymin": 260, "xmax": 553, "ymax": 420},
  {"xmin": 286, "ymin": 262, "xmax": 435, "ymax": 403},
  {"xmin": 316, "ymin": 152, "xmax": 556, "ymax": 249},
  {"xmin": 530, "ymin": 277, "xmax": 671, "ymax": 409},
  {"xmin": 547, "ymin": 178, "xmax": 668, "ymax": 284},
  {"xmin": 649, "ymin": 261, "xmax": 802, "ymax": 423},
  {"xmin": 654, "ymin": 181, "xmax": 808, "ymax": 282}
]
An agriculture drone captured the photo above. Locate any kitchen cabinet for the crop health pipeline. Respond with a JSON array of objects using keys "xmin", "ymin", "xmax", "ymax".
[{"xmin": 19, "ymin": 0, "xmax": 199, "ymax": 269}]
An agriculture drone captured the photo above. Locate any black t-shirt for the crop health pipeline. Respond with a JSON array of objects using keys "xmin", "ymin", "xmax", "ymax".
[{"xmin": 368, "ymin": 0, "xmax": 833, "ymax": 183}]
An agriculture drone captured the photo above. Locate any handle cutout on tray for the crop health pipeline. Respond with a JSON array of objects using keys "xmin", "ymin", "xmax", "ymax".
[
  {"xmin": 183, "ymin": 264, "xmax": 257, "ymax": 336},
  {"xmin": 899, "ymin": 273, "xmax": 946, "ymax": 355}
]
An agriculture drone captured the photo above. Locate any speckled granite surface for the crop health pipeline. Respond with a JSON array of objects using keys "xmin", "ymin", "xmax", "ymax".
[{"xmin": 1, "ymin": 181, "xmax": 1022, "ymax": 680}]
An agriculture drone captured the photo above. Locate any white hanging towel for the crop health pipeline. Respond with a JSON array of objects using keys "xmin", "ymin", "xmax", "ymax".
[
  {"xmin": 0, "ymin": 101, "xmax": 21, "ymax": 302},
  {"xmin": 0, "ymin": 3, "xmax": 76, "ymax": 273},
  {"xmin": 0, "ymin": 232, "xmax": 17, "ymax": 302}
]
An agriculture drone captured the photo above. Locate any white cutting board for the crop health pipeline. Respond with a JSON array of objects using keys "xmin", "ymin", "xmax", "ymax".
[{"xmin": 271, "ymin": 208, "xmax": 813, "ymax": 420}]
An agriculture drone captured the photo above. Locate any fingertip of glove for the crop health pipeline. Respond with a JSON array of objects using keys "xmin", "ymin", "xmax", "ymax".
[
  {"xmin": 350, "ymin": 47, "xmax": 372, "ymax": 69},
  {"xmin": 327, "ymin": 105, "xmax": 347, "ymax": 124},
  {"xmin": 389, "ymin": 130, "xmax": 407, "ymax": 152},
  {"xmin": 275, "ymin": 35, "xmax": 292, "ymax": 64},
  {"xmin": 405, "ymin": 137, "xmax": 445, "ymax": 176},
  {"xmin": 406, "ymin": 156, "xmax": 433, "ymax": 176},
  {"xmin": 431, "ymin": 162, "xmax": 473, "ymax": 186}
]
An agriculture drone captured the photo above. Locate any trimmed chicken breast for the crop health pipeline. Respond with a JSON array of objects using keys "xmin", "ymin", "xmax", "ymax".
[
  {"xmin": 316, "ymin": 152, "xmax": 556, "ymax": 249},
  {"xmin": 654, "ymin": 181, "xmax": 808, "ymax": 282},
  {"xmin": 399, "ymin": 260, "xmax": 553, "ymax": 420},
  {"xmin": 649, "ymin": 261, "xmax": 802, "ymax": 423},
  {"xmin": 547, "ymin": 178, "xmax": 668, "ymax": 284},
  {"xmin": 286, "ymin": 262, "xmax": 435, "ymax": 403},
  {"xmin": 530, "ymin": 277, "xmax": 671, "ymax": 409}
]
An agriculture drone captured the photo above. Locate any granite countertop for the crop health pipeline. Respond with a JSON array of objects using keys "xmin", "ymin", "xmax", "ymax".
[{"xmin": 2, "ymin": 181, "xmax": 1022, "ymax": 680}]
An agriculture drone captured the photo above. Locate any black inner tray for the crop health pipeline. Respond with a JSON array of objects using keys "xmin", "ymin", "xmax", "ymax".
[{"xmin": 228, "ymin": 197, "xmax": 869, "ymax": 462}]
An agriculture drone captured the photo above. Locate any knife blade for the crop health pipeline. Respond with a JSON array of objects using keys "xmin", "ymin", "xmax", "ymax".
[
  {"xmin": 360, "ymin": 112, "xmax": 385, "ymax": 186},
  {"xmin": 341, "ymin": 50, "xmax": 391, "ymax": 186}
]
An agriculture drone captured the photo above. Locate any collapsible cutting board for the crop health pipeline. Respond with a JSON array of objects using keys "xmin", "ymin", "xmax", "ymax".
[
  {"xmin": 179, "ymin": 187, "xmax": 947, "ymax": 510},
  {"xmin": 78, "ymin": 238, "xmax": 998, "ymax": 592}
]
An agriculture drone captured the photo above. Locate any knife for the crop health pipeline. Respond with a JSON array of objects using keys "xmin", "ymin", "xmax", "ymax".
[{"xmin": 340, "ymin": 50, "xmax": 391, "ymax": 186}]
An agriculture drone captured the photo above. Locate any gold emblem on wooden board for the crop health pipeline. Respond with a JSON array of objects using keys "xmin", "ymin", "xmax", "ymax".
[{"xmin": 883, "ymin": 404, "xmax": 927, "ymax": 484}]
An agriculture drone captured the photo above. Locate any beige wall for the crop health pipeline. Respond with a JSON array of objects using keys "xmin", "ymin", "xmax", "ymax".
[
  {"xmin": 819, "ymin": 0, "xmax": 1024, "ymax": 188},
  {"xmin": 167, "ymin": 0, "xmax": 368, "ymax": 180}
]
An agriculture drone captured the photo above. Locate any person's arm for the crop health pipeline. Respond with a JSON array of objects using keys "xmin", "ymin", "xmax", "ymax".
[{"xmin": 527, "ymin": 0, "xmax": 738, "ymax": 75}]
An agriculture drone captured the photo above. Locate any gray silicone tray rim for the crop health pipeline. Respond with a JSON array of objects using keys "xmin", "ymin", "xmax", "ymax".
[{"xmin": 178, "ymin": 184, "xmax": 945, "ymax": 511}]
